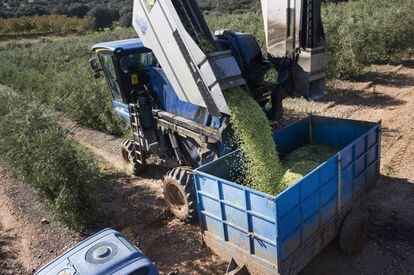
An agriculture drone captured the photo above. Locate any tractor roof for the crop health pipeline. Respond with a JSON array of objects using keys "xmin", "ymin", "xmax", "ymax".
[{"xmin": 92, "ymin": 38, "xmax": 147, "ymax": 54}]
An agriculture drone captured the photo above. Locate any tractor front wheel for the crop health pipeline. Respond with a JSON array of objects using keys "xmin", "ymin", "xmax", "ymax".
[
  {"xmin": 121, "ymin": 139, "xmax": 145, "ymax": 176},
  {"xmin": 163, "ymin": 167, "xmax": 197, "ymax": 222}
]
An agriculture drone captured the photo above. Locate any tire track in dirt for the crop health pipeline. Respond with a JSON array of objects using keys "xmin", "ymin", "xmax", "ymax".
[
  {"xmin": 0, "ymin": 166, "xmax": 83, "ymax": 274},
  {"xmin": 52, "ymin": 113, "xmax": 167, "ymax": 197},
  {"xmin": 0, "ymin": 180, "xmax": 36, "ymax": 273}
]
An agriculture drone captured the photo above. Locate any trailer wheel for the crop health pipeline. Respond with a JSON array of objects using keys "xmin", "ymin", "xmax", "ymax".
[
  {"xmin": 163, "ymin": 167, "xmax": 197, "ymax": 222},
  {"xmin": 121, "ymin": 140, "xmax": 145, "ymax": 176},
  {"xmin": 339, "ymin": 210, "xmax": 369, "ymax": 254}
]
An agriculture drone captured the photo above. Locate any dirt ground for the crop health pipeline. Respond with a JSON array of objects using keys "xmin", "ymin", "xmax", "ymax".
[{"xmin": 0, "ymin": 60, "xmax": 413, "ymax": 274}]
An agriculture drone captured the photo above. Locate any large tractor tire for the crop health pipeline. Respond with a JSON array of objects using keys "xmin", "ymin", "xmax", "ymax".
[
  {"xmin": 339, "ymin": 209, "xmax": 369, "ymax": 254},
  {"xmin": 121, "ymin": 139, "xmax": 145, "ymax": 176},
  {"xmin": 163, "ymin": 167, "xmax": 197, "ymax": 222}
]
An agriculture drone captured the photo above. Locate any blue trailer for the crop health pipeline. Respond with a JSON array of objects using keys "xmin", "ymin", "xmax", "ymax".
[{"xmin": 194, "ymin": 116, "xmax": 381, "ymax": 274}]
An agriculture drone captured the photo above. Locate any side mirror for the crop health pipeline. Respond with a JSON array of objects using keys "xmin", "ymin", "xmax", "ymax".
[
  {"xmin": 89, "ymin": 57, "xmax": 102, "ymax": 79},
  {"xmin": 89, "ymin": 57, "xmax": 101, "ymax": 72}
]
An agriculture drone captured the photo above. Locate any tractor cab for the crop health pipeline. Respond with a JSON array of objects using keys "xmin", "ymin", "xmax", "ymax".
[{"xmin": 90, "ymin": 39, "xmax": 156, "ymax": 121}]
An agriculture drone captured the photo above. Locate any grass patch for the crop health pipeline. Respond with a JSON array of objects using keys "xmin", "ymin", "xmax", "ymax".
[{"xmin": 0, "ymin": 90, "xmax": 100, "ymax": 226}]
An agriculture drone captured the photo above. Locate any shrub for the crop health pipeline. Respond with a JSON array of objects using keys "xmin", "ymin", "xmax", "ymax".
[
  {"xmin": 1, "ymin": 0, "xmax": 413, "ymax": 141},
  {"xmin": 120, "ymin": 7, "xmax": 133, "ymax": 28},
  {"xmin": 86, "ymin": 6, "xmax": 114, "ymax": 31},
  {"xmin": 323, "ymin": 0, "xmax": 414, "ymax": 79},
  {"xmin": 206, "ymin": 12, "xmax": 266, "ymax": 50},
  {"xmin": 0, "ymin": 91, "xmax": 100, "ymax": 226}
]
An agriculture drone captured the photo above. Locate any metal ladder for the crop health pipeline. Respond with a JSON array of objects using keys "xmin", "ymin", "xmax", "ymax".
[{"xmin": 129, "ymin": 103, "xmax": 146, "ymax": 165}]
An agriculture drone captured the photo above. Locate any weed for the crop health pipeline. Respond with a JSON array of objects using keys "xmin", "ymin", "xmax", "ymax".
[{"xmin": 383, "ymin": 165, "xmax": 395, "ymax": 177}]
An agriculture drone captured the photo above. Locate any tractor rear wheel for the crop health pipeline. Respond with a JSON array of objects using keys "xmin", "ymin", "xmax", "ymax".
[
  {"xmin": 163, "ymin": 167, "xmax": 197, "ymax": 222},
  {"xmin": 121, "ymin": 139, "xmax": 145, "ymax": 176},
  {"xmin": 339, "ymin": 209, "xmax": 369, "ymax": 254}
]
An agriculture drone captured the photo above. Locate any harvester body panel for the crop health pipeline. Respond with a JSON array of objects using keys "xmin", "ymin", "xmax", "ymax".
[{"xmin": 132, "ymin": 0, "xmax": 247, "ymax": 115}]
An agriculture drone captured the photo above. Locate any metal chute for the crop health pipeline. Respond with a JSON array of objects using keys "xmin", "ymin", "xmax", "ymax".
[{"xmin": 261, "ymin": 0, "xmax": 327, "ymax": 100}]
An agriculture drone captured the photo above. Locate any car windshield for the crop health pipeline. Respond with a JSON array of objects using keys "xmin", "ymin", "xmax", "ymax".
[{"xmin": 120, "ymin": 52, "xmax": 155, "ymax": 74}]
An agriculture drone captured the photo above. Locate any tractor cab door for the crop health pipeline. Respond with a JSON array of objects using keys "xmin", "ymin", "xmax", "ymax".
[{"xmin": 117, "ymin": 51, "xmax": 159, "ymax": 146}]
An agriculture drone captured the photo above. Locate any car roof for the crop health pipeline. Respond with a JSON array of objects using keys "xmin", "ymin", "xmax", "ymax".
[{"xmin": 92, "ymin": 38, "xmax": 148, "ymax": 54}]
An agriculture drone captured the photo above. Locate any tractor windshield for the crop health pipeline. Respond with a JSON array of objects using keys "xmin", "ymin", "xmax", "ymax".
[
  {"xmin": 99, "ymin": 54, "xmax": 123, "ymax": 102},
  {"xmin": 119, "ymin": 52, "xmax": 156, "ymax": 74}
]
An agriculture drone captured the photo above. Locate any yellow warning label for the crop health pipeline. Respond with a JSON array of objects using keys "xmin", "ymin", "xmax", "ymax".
[{"xmin": 131, "ymin": 74, "xmax": 139, "ymax": 85}]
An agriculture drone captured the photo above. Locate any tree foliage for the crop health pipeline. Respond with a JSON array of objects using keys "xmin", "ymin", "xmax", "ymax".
[
  {"xmin": 0, "ymin": 0, "xmax": 412, "ymax": 143},
  {"xmin": 323, "ymin": 0, "xmax": 414, "ymax": 79},
  {"xmin": 0, "ymin": 0, "xmax": 262, "ymax": 19},
  {"xmin": 0, "ymin": 0, "xmax": 132, "ymax": 19},
  {"xmin": 119, "ymin": 7, "xmax": 132, "ymax": 28},
  {"xmin": 86, "ymin": 6, "xmax": 114, "ymax": 31},
  {"xmin": 0, "ymin": 15, "xmax": 88, "ymax": 36}
]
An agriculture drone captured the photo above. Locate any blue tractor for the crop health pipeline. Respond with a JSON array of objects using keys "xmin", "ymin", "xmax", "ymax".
[{"xmin": 90, "ymin": 0, "xmax": 326, "ymax": 222}]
